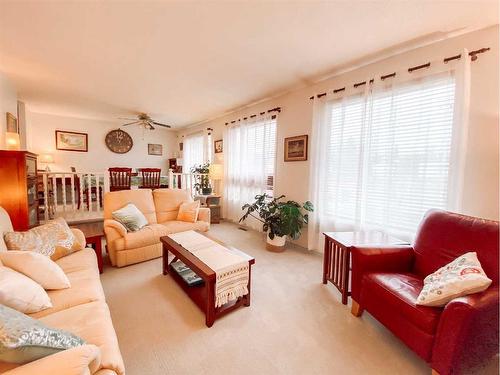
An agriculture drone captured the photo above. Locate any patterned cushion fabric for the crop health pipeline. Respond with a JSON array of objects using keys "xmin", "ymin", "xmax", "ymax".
[
  {"xmin": 3, "ymin": 218, "xmax": 77, "ymax": 261},
  {"xmin": 0, "ymin": 266, "xmax": 52, "ymax": 314},
  {"xmin": 112, "ymin": 203, "xmax": 148, "ymax": 232},
  {"xmin": 0, "ymin": 304, "xmax": 85, "ymax": 364},
  {"xmin": 176, "ymin": 201, "xmax": 200, "ymax": 223},
  {"xmin": 416, "ymin": 252, "xmax": 492, "ymax": 307},
  {"xmin": 0, "ymin": 251, "xmax": 70, "ymax": 290}
]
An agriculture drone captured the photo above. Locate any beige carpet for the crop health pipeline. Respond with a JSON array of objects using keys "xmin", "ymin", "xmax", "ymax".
[{"xmin": 100, "ymin": 222, "xmax": 433, "ymax": 375}]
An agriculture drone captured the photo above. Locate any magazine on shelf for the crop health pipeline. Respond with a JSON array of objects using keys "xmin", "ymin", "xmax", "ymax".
[{"xmin": 170, "ymin": 260, "xmax": 204, "ymax": 287}]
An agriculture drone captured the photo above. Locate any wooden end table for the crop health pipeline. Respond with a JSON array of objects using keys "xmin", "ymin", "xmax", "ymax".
[
  {"xmin": 71, "ymin": 221, "xmax": 104, "ymax": 274},
  {"xmin": 323, "ymin": 231, "xmax": 407, "ymax": 304},
  {"xmin": 161, "ymin": 234, "xmax": 254, "ymax": 327}
]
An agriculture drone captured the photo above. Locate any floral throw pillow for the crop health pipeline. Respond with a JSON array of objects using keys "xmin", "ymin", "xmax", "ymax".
[
  {"xmin": 3, "ymin": 218, "xmax": 76, "ymax": 261},
  {"xmin": 416, "ymin": 252, "xmax": 492, "ymax": 307}
]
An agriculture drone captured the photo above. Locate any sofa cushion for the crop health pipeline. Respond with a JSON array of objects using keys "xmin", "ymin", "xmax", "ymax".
[
  {"xmin": 112, "ymin": 203, "xmax": 148, "ymax": 232},
  {"xmin": 29, "ymin": 249, "xmax": 105, "ymax": 319},
  {"xmin": 122, "ymin": 224, "xmax": 170, "ymax": 250},
  {"xmin": 362, "ymin": 273, "xmax": 442, "ymax": 334},
  {"xmin": 161, "ymin": 220, "xmax": 209, "ymax": 233},
  {"xmin": 176, "ymin": 201, "xmax": 200, "ymax": 223},
  {"xmin": 103, "ymin": 189, "xmax": 157, "ymax": 225},
  {"xmin": 0, "ymin": 304, "xmax": 85, "ymax": 364},
  {"xmin": 0, "ymin": 266, "xmax": 52, "ymax": 314},
  {"xmin": 0, "ymin": 207, "xmax": 14, "ymax": 252},
  {"xmin": 0, "ymin": 251, "xmax": 70, "ymax": 290},
  {"xmin": 153, "ymin": 189, "xmax": 193, "ymax": 223},
  {"xmin": 39, "ymin": 301, "xmax": 124, "ymax": 375}
]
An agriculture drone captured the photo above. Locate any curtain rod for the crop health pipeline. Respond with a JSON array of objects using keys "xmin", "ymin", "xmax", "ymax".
[
  {"xmin": 224, "ymin": 107, "xmax": 281, "ymax": 126},
  {"xmin": 309, "ymin": 47, "xmax": 490, "ymax": 100}
]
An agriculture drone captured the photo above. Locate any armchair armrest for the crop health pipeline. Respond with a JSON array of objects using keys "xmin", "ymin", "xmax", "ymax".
[
  {"xmin": 5, "ymin": 344, "xmax": 101, "ymax": 375},
  {"xmin": 431, "ymin": 287, "xmax": 499, "ymax": 375},
  {"xmin": 351, "ymin": 245, "xmax": 415, "ymax": 302},
  {"xmin": 197, "ymin": 207, "xmax": 211, "ymax": 224},
  {"xmin": 103, "ymin": 219, "xmax": 127, "ymax": 241},
  {"xmin": 71, "ymin": 228, "xmax": 86, "ymax": 249}
]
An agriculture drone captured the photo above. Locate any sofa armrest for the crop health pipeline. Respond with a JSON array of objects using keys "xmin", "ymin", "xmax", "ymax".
[
  {"xmin": 104, "ymin": 219, "xmax": 127, "ymax": 241},
  {"xmin": 431, "ymin": 287, "xmax": 499, "ymax": 375},
  {"xmin": 5, "ymin": 344, "xmax": 101, "ymax": 375},
  {"xmin": 351, "ymin": 245, "xmax": 415, "ymax": 302},
  {"xmin": 71, "ymin": 228, "xmax": 87, "ymax": 248},
  {"xmin": 198, "ymin": 207, "xmax": 211, "ymax": 224}
]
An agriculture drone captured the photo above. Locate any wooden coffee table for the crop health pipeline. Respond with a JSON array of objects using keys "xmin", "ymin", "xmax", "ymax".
[
  {"xmin": 160, "ymin": 234, "xmax": 255, "ymax": 327},
  {"xmin": 70, "ymin": 221, "xmax": 104, "ymax": 273}
]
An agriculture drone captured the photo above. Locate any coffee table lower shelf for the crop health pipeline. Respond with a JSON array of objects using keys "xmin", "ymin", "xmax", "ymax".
[{"xmin": 161, "ymin": 236, "xmax": 254, "ymax": 327}]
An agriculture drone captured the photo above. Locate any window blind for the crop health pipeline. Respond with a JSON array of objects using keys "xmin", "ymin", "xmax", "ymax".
[{"xmin": 322, "ymin": 73, "xmax": 456, "ymax": 235}]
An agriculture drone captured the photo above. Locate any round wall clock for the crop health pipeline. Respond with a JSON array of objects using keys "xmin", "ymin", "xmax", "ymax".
[{"xmin": 105, "ymin": 129, "xmax": 133, "ymax": 154}]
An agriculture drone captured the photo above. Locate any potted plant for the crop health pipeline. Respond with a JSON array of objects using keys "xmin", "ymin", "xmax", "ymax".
[
  {"xmin": 191, "ymin": 162, "xmax": 212, "ymax": 195},
  {"xmin": 239, "ymin": 194, "xmax": 314, "ymax": 252}
]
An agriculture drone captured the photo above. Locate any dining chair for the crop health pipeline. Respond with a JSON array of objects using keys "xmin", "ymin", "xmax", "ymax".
[
  {"xmin": 139, "ymin": 168, "xmax": 161, "ymax": 189},
  {"xmin": 108, "ymin": 167, "xmax": 132, "ymax": 191}
]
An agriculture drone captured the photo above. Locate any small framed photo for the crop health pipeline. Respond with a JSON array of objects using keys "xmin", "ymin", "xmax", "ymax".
[
  {"xmin": 148, "ymin": 143, "xmax": 163, "ymax": 156},
  {"xmin": 214, "ymin": 139, "xmax": 223, "ymax": 153},
  {"xmin": 6, "ymin": 112, "xmax": 17, "ymax": 133},
  {"xmin": 55, "ymin": 130, "xmax": 88, "ymax": 152},
  {"xmin": 284, "ymin": 135, "xmax": 308, "ymax": 162}
]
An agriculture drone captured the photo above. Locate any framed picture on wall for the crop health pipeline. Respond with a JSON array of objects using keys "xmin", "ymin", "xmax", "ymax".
[
  {"xmin": 55, "ymin": 130, "xmax": 88, "ymax": 152},
  {"xmin": 148, "ymin": 143, "xmax": 163, "ymax": 156},
  {"xmin": 6, "ymin": 112, "xmax": 17, "ymax": 133},
  {"xmin": 214, "ymin": 139, "xmax": 223, "ymax": 153},
  {"xmin": 284, "ymin": 135, "xmax": 308, "ymax": 161}
]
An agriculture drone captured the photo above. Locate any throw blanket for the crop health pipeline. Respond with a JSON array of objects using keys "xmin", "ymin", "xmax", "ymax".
[{"xmin": 168, "ymin": 231, "xmax": 250, "ymax": 308}]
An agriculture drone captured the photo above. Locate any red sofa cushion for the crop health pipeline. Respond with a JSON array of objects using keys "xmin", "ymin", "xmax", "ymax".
[
  {"xmin": 362, "ymin": 273, "xmax": 442, "ymax": 334},
  {"xmin": 412, "ymin": 210, "xmax": 499, "ymax": 283}
]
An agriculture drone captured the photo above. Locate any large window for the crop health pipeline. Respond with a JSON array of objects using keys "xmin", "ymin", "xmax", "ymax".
[
  {"xmin": 224, "ymin": 115, "xmax": 277, "ymax": 227},
  {"xmin": 313, "ymin": 71, "xmax": 458, "ymax": 240},
  {"xmin": 183, "ymin": 132, "xmax": 207, "ymax": 171}
]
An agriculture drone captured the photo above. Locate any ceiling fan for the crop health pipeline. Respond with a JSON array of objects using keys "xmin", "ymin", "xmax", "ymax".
[{"xmin": 118, "ymin": 113, "xmax": 171, "ymax": 130}]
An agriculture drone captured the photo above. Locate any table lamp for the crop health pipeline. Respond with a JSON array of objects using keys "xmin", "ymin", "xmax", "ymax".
[
  {"xmin": 5, "ymin": 132, "xmax": 20, "ymax": 150},
  {"xmin": 39, "ymin": 154, "xmax": 54, "ymax": 172}
]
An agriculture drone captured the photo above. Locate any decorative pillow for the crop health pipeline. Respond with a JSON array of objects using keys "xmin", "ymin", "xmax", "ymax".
[
  {"xmin": 0, "ymin": 266, "xmax": 52, "ymax": 313},
  {"xmin": 0, "ymin": 304, "xmax": 85, "ymax": 364},
  {"xmin": 0, "ymin": 251, "xmax": 70, "ymax": 290},
  {"xmin": 112, "ymin": 203, "xmax": 148, "ymax": 232},
  {"xmin": 416, "ymin": 252, "xmax": 492, "ymax": 307},
  {"xmin": 3, "ymin": 218, "xmax": 76, "ymax": 261},
  {"xmin": 177, "ymin": 201, "xmax": 200, "ymax": 223}
]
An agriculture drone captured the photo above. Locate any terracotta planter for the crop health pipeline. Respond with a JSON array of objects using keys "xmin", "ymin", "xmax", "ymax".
[{"xmin": 266, "ymin": 234, "xmax": 286, "ymax": 252}]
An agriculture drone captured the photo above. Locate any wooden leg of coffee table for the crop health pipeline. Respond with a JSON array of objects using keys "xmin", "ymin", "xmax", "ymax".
[
  {"xmin": 244, "ymin": 267, "xmax": 251, "ymax": 307},
  {"xmin": 162, "ymin": 246, "xmax": 169, "ymax": 275},
  {"xmin": 206, "ymin": 280, "xmax": 215, "ymax": 327}
]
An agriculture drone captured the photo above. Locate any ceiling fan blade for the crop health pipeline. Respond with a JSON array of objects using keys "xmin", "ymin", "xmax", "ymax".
[
  {"xmin": 147, "ymin": 122, "xmax": 155, "ymax": 130},
  {"xmin": 152, "ymin": 121, "xmax": 172, "ymax": 128},
  {"xmin": 122, "ymin": 121, "xmax": 141, "ymax": 126},
  {"xmin": 118, "ymin": 117, "xmax": 138, "ymax": 121}
]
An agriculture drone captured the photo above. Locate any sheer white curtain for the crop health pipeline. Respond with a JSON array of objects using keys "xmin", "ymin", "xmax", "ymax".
[
  {"xmin": 183, "ymin": 131, "xmax": 207, "ymax": 172},
  {"xmin": 308, "ymin": 50, "xmax": 471, "ymax": 250},
  {"xmin": 224, "ymin": 114, "xmax": 277, "ymax": 230}
]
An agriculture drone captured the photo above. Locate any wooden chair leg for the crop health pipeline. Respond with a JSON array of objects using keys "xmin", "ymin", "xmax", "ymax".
[{"xmin": 351, "ymin": 300, "xmax": 364, "ymax": 317}]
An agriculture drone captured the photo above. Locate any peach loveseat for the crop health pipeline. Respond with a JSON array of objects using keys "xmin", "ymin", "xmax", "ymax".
[
  {"xmin": 0, "ymin": 207, "xmax": 125, "ymax": 375},
  {"xmin": 104, "ymin": 188, "xmax": 210, "ymax": 267}
]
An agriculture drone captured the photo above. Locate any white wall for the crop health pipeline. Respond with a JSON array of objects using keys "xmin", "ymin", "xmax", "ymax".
[
  {"xmin": 178, "ymin": 25, "xmax": 500, "ymax": 247},
  {"xmin": 26, "ymin": 111, "xmax": 178, "ymax": 173},
  {"xmin": 0, "ymin": 71, "xmax": 18, "ymax": 149}
]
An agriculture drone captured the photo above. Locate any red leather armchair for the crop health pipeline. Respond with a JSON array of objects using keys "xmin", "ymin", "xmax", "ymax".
[{"xmin": 350, "ymin": 210, "xmax": 499, "ymax": 375}]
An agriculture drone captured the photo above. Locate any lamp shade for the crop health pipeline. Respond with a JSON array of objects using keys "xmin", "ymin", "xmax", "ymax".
[
  {"xmin": 39, "ymin": 154, "xmax": 54, "ymax": 163},
  {"xmin": 209, "ymin": 164, "xmax": 223, "ymax": 180},
  {"xmin": 5, "ymin": 132, "xmax": 20, "ymax": 150}
]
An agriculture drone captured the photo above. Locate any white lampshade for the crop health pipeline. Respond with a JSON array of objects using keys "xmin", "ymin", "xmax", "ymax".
[
  {"xmin": 209, "ymin": 164, "xmax": 223, "ymax": 180},
  {"xmin": 39, "ymin": 154, "xmax": 54, "ymax": 163},
  {"xmin": 5, "ymin": 132, "xmax": 20, "ymax": 150}
]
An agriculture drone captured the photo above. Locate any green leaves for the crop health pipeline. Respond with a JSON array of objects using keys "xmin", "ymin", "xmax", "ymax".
[{"xmin": 239, "ymin": 194, "xmax": 314, "ymax": 240}]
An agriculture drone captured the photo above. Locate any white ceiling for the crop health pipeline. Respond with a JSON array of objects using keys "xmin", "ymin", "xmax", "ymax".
[{"xmin": 0, "ymin": 1, "xmax": 498, "ymax": 128}]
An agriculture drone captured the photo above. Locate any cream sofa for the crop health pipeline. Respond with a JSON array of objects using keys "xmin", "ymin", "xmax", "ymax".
[
  {"xmin": 104, "ymin": 188, "xmax": 210, "ymax": 267},
  {"xmin": 0, "ymin": 207, "xmax": 125, "ymax": 375}
]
